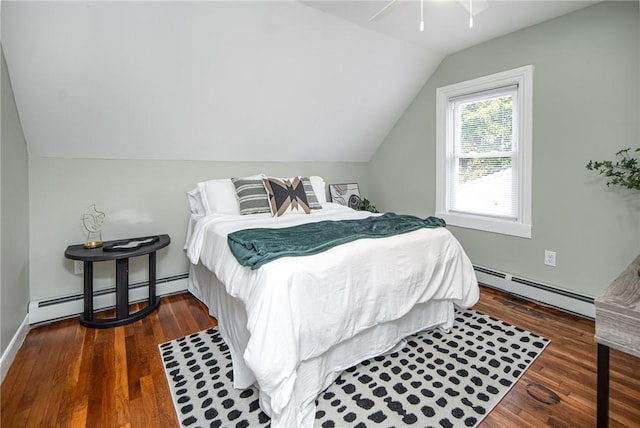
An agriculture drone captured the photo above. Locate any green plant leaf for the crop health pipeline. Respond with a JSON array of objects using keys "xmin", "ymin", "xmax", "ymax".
[{"xmin": 586, "ymin": 148, "xmax": 640, "ymax": 190}]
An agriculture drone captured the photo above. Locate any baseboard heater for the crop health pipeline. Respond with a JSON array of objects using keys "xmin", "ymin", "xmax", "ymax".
[
  {"xmin": 473, "ymin": 265, "xmax": 595, "ymax": 319},
  {"xmin": 28, "ymin": 273, "xmax": 190, "ymax": 325}
]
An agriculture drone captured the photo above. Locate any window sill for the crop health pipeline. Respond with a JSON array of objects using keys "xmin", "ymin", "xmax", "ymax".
[{"xmin": 437, "ymin": 211, "xmax": 531, "ymax": 238}]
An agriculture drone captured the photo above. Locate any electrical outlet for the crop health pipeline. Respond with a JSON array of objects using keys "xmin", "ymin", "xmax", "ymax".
[
  {"xmin": 74, "ymin": 260, "xmax": 84, "ymax": 275},
  {"xmin": 544, "ymin": 250, "xmax": 556, "ymax": 267}
]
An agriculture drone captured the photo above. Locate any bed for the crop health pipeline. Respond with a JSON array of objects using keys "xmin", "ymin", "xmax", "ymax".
[{"xmin": 184, "ymin": 175, "xmax": 479, "ymax": 428}]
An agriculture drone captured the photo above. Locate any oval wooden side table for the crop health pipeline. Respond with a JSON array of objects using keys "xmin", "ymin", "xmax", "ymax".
[{"xmin": 64, "ymin": 234, "xmax": 170, "ymax": 328}]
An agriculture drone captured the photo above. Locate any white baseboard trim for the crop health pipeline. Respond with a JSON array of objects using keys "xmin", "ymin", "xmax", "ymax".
[
  {"xmin": 1, "ymin": 314, "xmax": 30, "ymax": 384},
  {"xmin": 474, "ymin": 265, "xmax": 595, "ymax": 319},
  {"xmin": 28, "ymin": 274, "xmax": 189, "ymax": 325}
]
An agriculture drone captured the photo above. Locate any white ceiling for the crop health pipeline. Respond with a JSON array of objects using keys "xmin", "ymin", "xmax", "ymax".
[
  {"xmin": 302, "ymin": 0, "xmax": 600, "ymax": 54},
  {"xmin": 1, "ymin": 0, "xmax": 598, "ymax": 162}
]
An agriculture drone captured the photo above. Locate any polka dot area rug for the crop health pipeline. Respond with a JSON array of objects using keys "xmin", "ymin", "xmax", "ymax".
[{"xmin": 159, "ymin": 308, "xmax": 550, "ymax": 428}]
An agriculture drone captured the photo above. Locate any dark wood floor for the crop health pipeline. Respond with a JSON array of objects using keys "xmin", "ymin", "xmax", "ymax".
[{"xmin": 2, "ymin": 286, "xmax": 639, "ymax": 427}]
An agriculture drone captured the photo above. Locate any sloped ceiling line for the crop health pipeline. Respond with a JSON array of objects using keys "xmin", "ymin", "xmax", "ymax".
[{"xmin": 1, "ymin": 0, "xmax": 597, "ymax": 162}]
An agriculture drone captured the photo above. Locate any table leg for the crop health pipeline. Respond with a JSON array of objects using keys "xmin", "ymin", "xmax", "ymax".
[
  {"xmin": 597, "ymin": 343, "xmax": 610, "ymax": 428},
  {"xmin": 83, "ymin": 261, "xmax": 94, "ymax": 321},
  {"xmin": 115, "ymin": 258, "xmax": 129, "ymax": 320},
  {"xmin": 148, "ymin": 251, "xmax": 157, "ymax": 305}
]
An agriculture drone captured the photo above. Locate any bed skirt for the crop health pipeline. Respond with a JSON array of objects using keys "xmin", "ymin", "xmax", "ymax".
[{"xmin": 187, "ymin": 263, "xmax": 457, "ymax": 428}]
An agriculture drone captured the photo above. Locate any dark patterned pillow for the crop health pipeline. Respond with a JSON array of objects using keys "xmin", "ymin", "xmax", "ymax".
[
  {"xmin": 263, "ymin": 177, "xmax": 311, "ymax": 217},
  {"xmin": 231, "ymin": 178, "xmax": 271, "ymax": 215},
  {"xmin": 300, "ymin": 177, "xmax": 322, "ymax": 210}
]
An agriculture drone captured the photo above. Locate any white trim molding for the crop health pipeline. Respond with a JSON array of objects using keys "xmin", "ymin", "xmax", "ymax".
[
  {"xmin": 474, "ymin": 264, "xmax": 595, "ymax": 319},
  {"xmin": 28, "ymin": 274, "xmax": 189, "ymax": 325},
  {"xmin": 436, "ymin": 65, "xmax": 533, "ymax": 238},
  {"xmin": 1, "ymin": 315, "xmax": 30, "ymax": 384}
]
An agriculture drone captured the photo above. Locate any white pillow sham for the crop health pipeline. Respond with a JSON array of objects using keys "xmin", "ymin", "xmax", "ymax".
[
  {"xmin": 187, "ymin": 187, "xmax": 206, "ymax": 216},
  {"xmin": 195, "ymin": 174, "xmax": 264, "ymax": 215},
  {"xmin": 309, "ymin": 175, "xmax": 327, "ymax": 204}
]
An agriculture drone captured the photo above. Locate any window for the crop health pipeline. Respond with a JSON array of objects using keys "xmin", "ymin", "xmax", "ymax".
[{"xmin": 436, "ymin": 66, "xmax": 533, "ymax": 238}]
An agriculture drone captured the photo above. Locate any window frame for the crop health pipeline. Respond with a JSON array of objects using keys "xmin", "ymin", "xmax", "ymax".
[{"xmin": 435, "ymin": 66, "xmax": 533, "ymax": 238}]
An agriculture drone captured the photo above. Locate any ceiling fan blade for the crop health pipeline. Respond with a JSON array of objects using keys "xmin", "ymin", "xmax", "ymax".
[
  {"xmin": 368, "ymin": 0, "xmax": 405, "ymax": 23},
  {"xmin": 458, "ymin": 0, "xmax": 489, "ymax": 16}
]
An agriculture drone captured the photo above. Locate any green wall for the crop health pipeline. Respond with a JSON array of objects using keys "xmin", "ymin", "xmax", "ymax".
[
  {"xmin": 1, "ymin": 47, "xmax": 30, "ymax": 355},
  {"xmin": 28, "ymin": 158, "xmax": 369, "ymax": 300},
  {"xmin": 369, "ymin": 1, "xmax": 640, "ymax": 297}
]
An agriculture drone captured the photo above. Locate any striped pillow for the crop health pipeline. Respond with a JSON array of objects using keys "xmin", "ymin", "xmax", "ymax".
[
  {"xmin": 300, "ymin": 177, "xmax": 322, "ymax": 210},
  {"xmin": 231, "ymin": 178, "xmax": 271, "ymax": 215}
]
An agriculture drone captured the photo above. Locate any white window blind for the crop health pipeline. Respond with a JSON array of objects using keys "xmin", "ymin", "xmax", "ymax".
[{"xmin": 449, "ymin": 87, "xmax": 518, "ymax": 220}]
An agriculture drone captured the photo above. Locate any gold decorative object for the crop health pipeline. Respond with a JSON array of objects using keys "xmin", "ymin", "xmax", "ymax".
[{"xmin": 81, "ymin": 204, "xmax": 106, "ymax": 249}]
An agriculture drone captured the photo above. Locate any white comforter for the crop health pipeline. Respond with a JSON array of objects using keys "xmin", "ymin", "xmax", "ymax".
[{"xmin": 186, "ymin": 204, "xmax": 478, "ymax": 427}]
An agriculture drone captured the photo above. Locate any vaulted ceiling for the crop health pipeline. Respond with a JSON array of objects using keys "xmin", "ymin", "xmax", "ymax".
[{"xmin": 1, "ymin": 0, "xmax": 597, "ymax": 162}]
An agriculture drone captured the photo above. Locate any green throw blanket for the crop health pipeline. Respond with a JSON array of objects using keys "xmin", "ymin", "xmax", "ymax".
[{"xmin": 227, "ymin": 212, "xmax": 446, "ymax": 269}]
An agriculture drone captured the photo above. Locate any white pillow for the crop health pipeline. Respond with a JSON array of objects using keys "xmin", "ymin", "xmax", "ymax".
[
  {"xmin": 187, "ymin": 187, "xmax": 205, "ymax": 216},
  {"xmin": 197, "ymin": 179, "xmax": 238, "ymax": 215},
  {"xmin": 309, "ymin": 176, "xmax": 327, "ymax": 203},
  {"xmin": 197, "ymin": 174, "xmax": 265, "ymax": 215}
]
